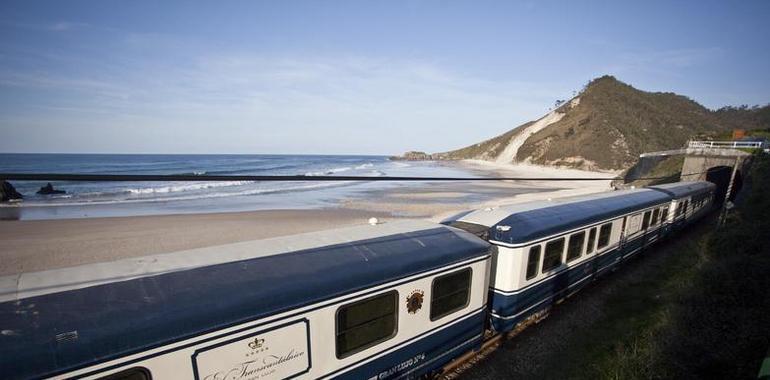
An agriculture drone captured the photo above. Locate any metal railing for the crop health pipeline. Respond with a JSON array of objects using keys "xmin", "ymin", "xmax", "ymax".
[{"xmin": 688, "ymin": 140, "xmax": 766, "ymax": 149}]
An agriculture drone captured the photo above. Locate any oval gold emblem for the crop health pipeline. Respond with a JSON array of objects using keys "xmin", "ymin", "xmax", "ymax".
[{"xmin": 406, "ymin": 290, "xmax": 424, "ymax": 314}]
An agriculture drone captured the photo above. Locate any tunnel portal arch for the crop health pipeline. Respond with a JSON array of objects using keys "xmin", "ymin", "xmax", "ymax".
[{"xmin": 706, "ymin": 165, "xmax": 732, "ymax": 206}]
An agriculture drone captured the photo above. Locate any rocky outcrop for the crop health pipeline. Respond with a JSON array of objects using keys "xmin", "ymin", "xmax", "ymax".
[
  {"xmin": 36, "ymin": 183, "xmax": 66, "ymax": 195},
  {"xmin": 389, "ymin": 151, "xmax": 437, "ymax": 161},
  {"xmin": 1, "ymin": 181, "xmax": 23, "ymax": 202}
]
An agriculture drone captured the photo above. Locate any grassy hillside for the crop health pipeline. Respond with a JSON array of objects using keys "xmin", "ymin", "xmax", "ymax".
[
  {"xmin": 438, "ymin": 76, "xmax": 769, "ymax": 171},
  {"xmin": 592, "ymin": 153, "xmax": 770, "ymax": 379}
]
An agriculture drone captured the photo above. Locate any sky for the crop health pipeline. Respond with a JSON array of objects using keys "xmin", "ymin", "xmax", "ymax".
[{"xmin": 0, "ymin": 1, "xmax": 768, "ymax": 155}]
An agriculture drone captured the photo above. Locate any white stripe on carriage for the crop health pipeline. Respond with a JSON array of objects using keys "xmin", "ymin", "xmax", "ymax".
[
  {"xmin": 623, "ymin": 247, "xmax": 643, "ymax": 259},
  {"xmin": 490, "ymin": 268, "xmax": 597, "ymax": 321}
]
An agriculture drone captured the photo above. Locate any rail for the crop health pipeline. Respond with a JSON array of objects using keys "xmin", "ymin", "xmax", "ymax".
[
  {"xmin": 0, "ymin": 167, "xmax": 731, "ymax": 183},
  {"xmin": 688, "ymin": 140, "xmax": 766, "ymax": 149}
]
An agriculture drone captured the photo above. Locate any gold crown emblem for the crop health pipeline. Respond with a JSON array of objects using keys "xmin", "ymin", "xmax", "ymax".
[{"xmin": 248, "ymin": 338, "xmax": 265, "ymax": 350}]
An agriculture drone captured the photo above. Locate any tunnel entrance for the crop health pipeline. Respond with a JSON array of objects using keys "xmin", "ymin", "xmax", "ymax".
[{"xmin": 706, "ymin": 166, "xmax": 732, "ymax": 206}]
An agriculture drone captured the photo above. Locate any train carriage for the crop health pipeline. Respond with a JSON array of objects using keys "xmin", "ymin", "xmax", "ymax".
[
  {"xmin": 0, "ymin": 221, "xmax": 491, "ymax": 380},
  {"xmin": 443, "ymin": 182, "xmax": 715, "ymax": 333},
  {"xmin": 649, "ymin": 182, "xmax": 715, "ymax": 230}
]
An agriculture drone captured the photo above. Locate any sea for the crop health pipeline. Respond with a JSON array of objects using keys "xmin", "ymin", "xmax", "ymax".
[{"xmin": 0, "ymin": 154, "xmax": 480, "ymax": 220}]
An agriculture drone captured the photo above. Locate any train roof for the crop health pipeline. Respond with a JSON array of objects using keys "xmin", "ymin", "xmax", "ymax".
[
  {"xmin": 647, "ymin": 181, "xmax": 715, "ymax": 198},
  {"xmin": 447, "ymin": 189, "xmax": 651, "ymax": 228},
  {"xmin": 0, "ymin": 220, "xmax": 489, "ymax": 378},
  {"xmin": 447, "ymin": 181, "xmax": 716, "ymax": 245},
  {"xmin": 488, "ymin": 189, "xmax": 672, "ymax": 245},
  {"xmin": 446, "ymin": 189, "xmax": 673, "ymax": 246}
]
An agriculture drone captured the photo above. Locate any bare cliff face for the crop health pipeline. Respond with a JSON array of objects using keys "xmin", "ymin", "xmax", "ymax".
[{"xmin": 433, "ymin": 76, "xmax": 768, "ymax": 171}]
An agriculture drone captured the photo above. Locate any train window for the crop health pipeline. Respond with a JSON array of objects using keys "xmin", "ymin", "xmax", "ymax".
[
  {"xmin": 336, "ymin": 290, "xmax": 397, "ymax": 358},
  {"xmin": 566, "ymin": 232, "xmax": 585, "ymax": 263},
  {"xmin": 662, "ymin": 208, "xmax": 668, "ymax": 222},
  {"xmin": 525, "ymin": 246, "xmax": 541, "ymax": 280},
  {"xmin": 431, "ymin": 268, "xmax": 472, "ymax": 321},
  {"xmin": 642, "ymin": 211, "xmax": 651, "ymax": 230},
  {"xmin": 651, "ymin": 209, "xmax": 659, "ymax": 225},
  {"xmin": 541, "ymin": 238, "xmax": 565, "ymax": 273},
  {"xmin": 597, "ymin": 223, "xmax": 612, "ymax": 249},
  {"xmin": 97, "ymin": 368, "xmax": 151, "ymax": 380},
  {"xmin": 586, "ymin": 228, "xmax": 597, "ymax": 254}
]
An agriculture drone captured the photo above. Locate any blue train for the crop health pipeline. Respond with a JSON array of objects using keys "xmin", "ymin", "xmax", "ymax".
[{"xmin": 0, "ymin": 181, "xmax": 715, "ymax": 379}]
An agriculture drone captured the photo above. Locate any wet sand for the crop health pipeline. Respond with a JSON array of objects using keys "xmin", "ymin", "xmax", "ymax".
[{"xmin": 343, "ymin": 160, "xmax": 616, "ymax": 221}]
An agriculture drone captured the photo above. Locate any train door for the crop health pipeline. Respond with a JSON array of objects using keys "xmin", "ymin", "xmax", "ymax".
[
  {"xmin": 640, "ymin": 210, "xmax": 652, "ymax": 250},
  {"xmin": 660, "ymin": 206, "xmax": 670, "ymax": 237},
  {"xmin": 623, "ymin": 213, "xmax": 643, "ymax": 258},
  {"xmin": 585, "ymin": 226, "xmax": 598, "ymax": 278},
  {"xmin": 619, "ymin": 217, "xmax": 628, "ymax": 250},
  {"xmin": 650, "ymin": 208, "xmax": 661, "ymax": 243}
]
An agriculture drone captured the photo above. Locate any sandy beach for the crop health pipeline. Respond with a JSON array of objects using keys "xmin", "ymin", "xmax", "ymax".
[
  {"xmin": 0, "ymin": 208, "xmax": 393, "ymax": 276},
  {"xmin": 0, "ymin": 161, "xmax": 617, "ymax": 276}
]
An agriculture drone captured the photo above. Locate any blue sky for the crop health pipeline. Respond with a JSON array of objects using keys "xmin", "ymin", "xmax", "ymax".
[{"xmin": 1, "ymin": 1, "xmax": 768, "ymax": 155}]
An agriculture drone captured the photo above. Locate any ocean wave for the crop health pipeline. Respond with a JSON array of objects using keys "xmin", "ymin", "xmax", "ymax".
[
  {"xmin": 6, "ymin": 180, "xmax": 356, "ymax": 207},
  {"xmin": 72, "ymin": 181, "xmax": 255, "ymax": 198},
  {"xmin": 162, "ymin": 171, "xmax": 209, "ymax": 176},
  {"xmin": 303, "ymin": 166, "xmax": 354, "ymax": 176},
  {"xmin": 302, "ymin": 163, "xmax": 379, "ymax": 177},
  {"xmin": 202, "ymin": 164, "xmax": 302, "ymax": 175},
  {"xmin": 125, "ymin": 181, "xmax": 254, "ymax": 195}
]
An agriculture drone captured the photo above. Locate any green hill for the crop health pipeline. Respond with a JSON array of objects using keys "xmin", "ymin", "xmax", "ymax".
[{"xmin": 433, "ymin": 76, "xmax": 769, "ymax": 171}]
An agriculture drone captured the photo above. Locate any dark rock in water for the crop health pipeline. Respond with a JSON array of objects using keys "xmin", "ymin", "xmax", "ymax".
[
  {"xmin": 389, "ymin": 151, "xmax": 437, "ymax": 161},
  {"xmin": 37, "ymin": 182, "xmax": 66, "ymax": 195},
  {"xmin": 1, "ymin": 180, "xmax": 23, "ymax": 202}
]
